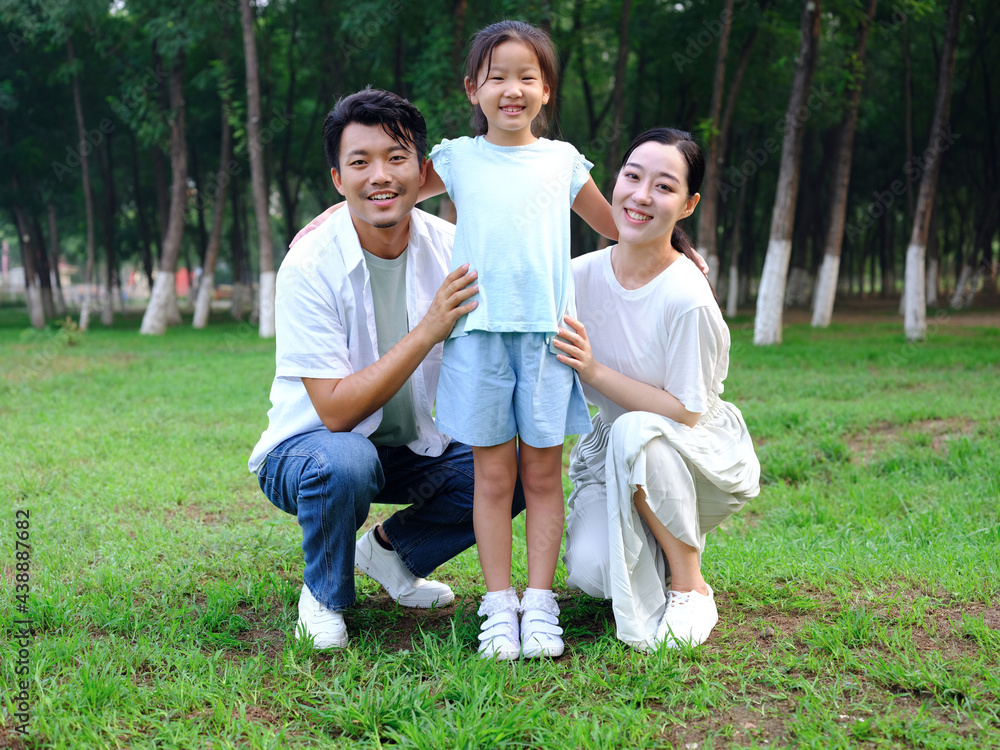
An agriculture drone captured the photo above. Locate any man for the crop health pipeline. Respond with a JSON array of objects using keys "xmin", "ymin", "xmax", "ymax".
[{"xmin": 248, "ymin": 88, "xmax": 524, "ymax": 649}]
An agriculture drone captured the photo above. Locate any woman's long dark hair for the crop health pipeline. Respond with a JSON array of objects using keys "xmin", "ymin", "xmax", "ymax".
[{"xmin": 620, "ymin": 128, "xmax": 706, "ymax": 276}]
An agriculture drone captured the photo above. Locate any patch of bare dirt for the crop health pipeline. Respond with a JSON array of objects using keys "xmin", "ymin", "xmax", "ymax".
[
  {"xmin": 845, "ymin": 417, "xmax": 977, "ymax": 465},
  {"xmin": 780, "ymin": 300, "xmax": 1000, "ymax": 328}
]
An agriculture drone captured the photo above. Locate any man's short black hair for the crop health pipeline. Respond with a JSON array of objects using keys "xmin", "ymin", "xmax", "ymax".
[{"xmin": 323, "ymin": 87, "xmax": 428, "ymax": 172}]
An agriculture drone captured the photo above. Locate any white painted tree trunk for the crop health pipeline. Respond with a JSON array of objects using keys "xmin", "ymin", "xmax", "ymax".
[
  {"xmin": 703, "ymin": 248, "xmax": 720, "ymax": 290},
  {"xmin": 950, "ymin": 263, "xmax": 975, "ymax": 309},
  {"xmin": 753, "ymin": 0, "xmax": 821, "ymax": 346},
  {"xmin": 754, "ymin": 239, "xmax": 792, "ymax": 344},
  {"xmin": 811, "ymin": 253, "xmax": 840, "ymax": 327},
  {"xmin": 258, "ymin": 271, "xmax": 276, "ymax": 338},
  {"xmin": 926, "ymin": 258, "xmax": 939, "ymax": 307},
  {"xmin": 140, "ymin": 272, "xmax": 176, "ymax": 335},
  {"xmin": 101, "ymin": 296, "xmax": 113, "ymax": 326},
  {"xmin": 193, "ymin": 271, "xmax": 214, "ymax": 329},
  {"xmin": 903, "ymin": 243, "xmax": 926, "ymax": 341},
  {"xmin": 726, "ymin": 260, "xmax": 739, "ymax": 318},
  {"xmin": 53, "ymin": 273, "xmax": 67, "ymax": 316},
  {"xmin": 41, "ymin": 286, "xmax": 56, "ymax": 320},
  {"xmin": 26, "ymin": 285, "xmax": 45, "ymax": 329},
  {"xmin": 231, "ymin": 282, "xmax": 249, "ymax": 320},
  {"xmin": 80, "ymin": 287, "xmax": 91, "ymax": 331},
  {"xmin": 785, "ymin": 267, "xmax": 812, "ymax": 307},
  {"xmin": 166, "ymin": 282, "xmax": 182, "ymax": 326}
]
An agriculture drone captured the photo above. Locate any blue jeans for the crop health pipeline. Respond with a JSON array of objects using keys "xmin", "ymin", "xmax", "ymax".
[{"xmin": 257, "ymin": 430, "xmax": 526, "ymax": 611}]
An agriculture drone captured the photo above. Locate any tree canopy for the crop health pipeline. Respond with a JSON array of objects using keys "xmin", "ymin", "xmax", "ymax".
[{"xmin": 2, "ymin": 0, "xmax": 997, "ymax": 335}]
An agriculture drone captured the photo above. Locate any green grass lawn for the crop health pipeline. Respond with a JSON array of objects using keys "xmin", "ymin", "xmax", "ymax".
[{"xmin": 1, "ymin": 307, "xmax": 998, "ymax": 749}]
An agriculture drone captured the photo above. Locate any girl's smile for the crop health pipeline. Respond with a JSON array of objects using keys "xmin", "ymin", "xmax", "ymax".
[{"xmin": 466, "ymin": 40, "xmax": 550, "ymax": 147}]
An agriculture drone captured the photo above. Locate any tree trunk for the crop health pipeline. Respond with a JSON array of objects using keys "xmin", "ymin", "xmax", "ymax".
[
  {"xmin": 48, "ymin": 203, "xmax": 67, "ymax": 315},
  {"xmin": 903, "ymin": 20, "xmax": 915, "ymax": 221},
  {"xmin": 754, "ymin": 0, "xmax": 821, "ymax": 345},
  {"xmin": 194, "ymin": 83, "xmax": 233, "ymax": 329},
  {"xmin": 230, "ymin": 170, "xmax": 250, "ymax": 320},
  {"xmin": 30, "ymin": 210, "xmax": 56, "ymax": 320},
  {"xmin": 950, "ymin": 182, "xmax": 1000, "ymax": 309},
  {"xmin": 68, "ymin": 38, "xmax": 96, "ymax": 331},
  {"xmin": 10, "ymin": 201, "xmax": 44, "ymax": 329},
  {"xmin": 141, "ymin": 53, "xmax": 189, "ymax": 335},
  {"xmin": 152, "ymin": 146, "xmax": 169, "ymax": 254},
  {"xmin": 98, "ymin": 133, "xmax": 118, "ymax": 325},
  {"xmin": 903, "ymin": 0, "xmax": 962, "ymax": 341},
  {"xmin": 696, "ymin": 0, "xmax": 734, "ymax": 287},
  {"xmin": 606, "ymin": 0, "xmax": 633, "ymax": 180},
  {"xmin": 812, "ymin": 0, "xmax": 878, "ymax": 327},
  {"xmin": 726, "ymin": 178, "xmax": 749, "ymax": 318},
  {"xmin": 240, "ymin": 0, "xmax": 276, "ymax": 338},
  {"xmin": 130, "ymin": 133, "xmax": 155, "ymax": 290}
]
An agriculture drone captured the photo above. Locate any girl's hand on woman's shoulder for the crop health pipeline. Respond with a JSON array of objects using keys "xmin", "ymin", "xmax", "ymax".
[{"xmin": 553, "ymin": 315, "xmax": 599, "ymax": 385}]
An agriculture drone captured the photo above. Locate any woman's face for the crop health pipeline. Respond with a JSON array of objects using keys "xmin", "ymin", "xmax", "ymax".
[{"xmin": 612, "ymin": 141, "xmax": 699, "ymax": 247}]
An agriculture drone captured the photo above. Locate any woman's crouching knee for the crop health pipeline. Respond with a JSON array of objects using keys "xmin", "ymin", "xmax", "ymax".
[{"xmin": 563, "ymin": 485, "xmax": 611, "ymax": 599}]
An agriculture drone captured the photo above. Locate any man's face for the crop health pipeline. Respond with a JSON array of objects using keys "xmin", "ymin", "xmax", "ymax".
[{"xmin": 331, "ymin": 122, "xmax": 426, "ymax": 237}]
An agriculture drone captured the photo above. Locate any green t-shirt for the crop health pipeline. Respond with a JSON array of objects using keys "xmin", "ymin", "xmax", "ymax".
[{"xmin": 363, "ymin": 248, "xmax": 420, "ymax": 447}]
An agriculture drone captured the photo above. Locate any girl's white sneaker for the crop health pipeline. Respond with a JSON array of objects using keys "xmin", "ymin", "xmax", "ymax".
[{"xmin": 477, "ymin": 610, "xmax": 521, "ymax": 660}]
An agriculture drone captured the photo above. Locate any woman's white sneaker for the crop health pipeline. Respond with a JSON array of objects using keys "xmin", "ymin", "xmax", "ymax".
[{"xmin": 654, "ymin": 584, "xmax": 718, "ymax": 649}]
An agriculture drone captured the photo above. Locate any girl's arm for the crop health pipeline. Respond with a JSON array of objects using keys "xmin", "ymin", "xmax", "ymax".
[
  {"xmin": 553, "ymin": 314, "xmax": 701, "ymax": 428},
  {"xmin": 418, "ymin": 159, "xmax": 446, "ymax": 202},
  {"xmin": 571, "ymin": 177, "xmax": 618, "ymax": 241},
  {"xmin": 290, "ymin": 202, "xmax": 343, "ymax": 247}
]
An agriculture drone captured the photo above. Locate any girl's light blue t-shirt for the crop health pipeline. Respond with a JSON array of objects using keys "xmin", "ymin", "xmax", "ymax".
[{"xmin": 429, "ymin": 136, "xmax": 593, "ymax": 337}]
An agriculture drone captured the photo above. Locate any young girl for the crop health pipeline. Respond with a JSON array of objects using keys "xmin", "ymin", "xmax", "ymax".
[
  {"xmin": 421, "ymin": 20, "xmax": 616, "ymax": 660},
  {"xmin": 292, "ymin": 22, "xmax": 616, "ymax": 659}
]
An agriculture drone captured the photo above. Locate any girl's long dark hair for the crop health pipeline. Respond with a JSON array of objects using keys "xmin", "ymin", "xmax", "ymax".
[
  {"xmin": 464, "ymin": 20, "xmax": 559, "ymax": 137},
  {"xmin": 620, "ymin": 128, "xmax": 707, "ymax": 280}
]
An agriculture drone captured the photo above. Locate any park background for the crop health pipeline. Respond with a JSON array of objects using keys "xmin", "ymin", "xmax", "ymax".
[{"xmin": 2, "ymin": 0, "xmax": 999, "ymax": 748}]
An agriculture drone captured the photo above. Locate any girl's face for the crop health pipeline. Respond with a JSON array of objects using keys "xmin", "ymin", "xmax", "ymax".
[
  {"xmin": 612, "ymin": 142, "xmax": 700, "ymax": 249},
  {"xmin": 465, "ymin": 40, "xmax": 550, "ymax": 146}
]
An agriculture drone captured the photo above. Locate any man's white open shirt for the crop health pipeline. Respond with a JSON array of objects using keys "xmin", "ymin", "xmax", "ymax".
[{"xmin": 248, "ymin": 206, "xmax": 455, "ymax": 474}]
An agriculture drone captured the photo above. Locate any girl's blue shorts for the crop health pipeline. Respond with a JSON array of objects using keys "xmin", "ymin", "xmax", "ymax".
[{"xmin": 435, "ymin": 331, "xmax": 592, "ymax": 448}]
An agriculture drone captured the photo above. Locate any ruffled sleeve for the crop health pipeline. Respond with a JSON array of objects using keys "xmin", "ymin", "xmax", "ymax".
[
  {"xmin": 569, "ymin": 148, "xmax": 595, "ymax": 202},
  {"xmin": 428, "ymin": 138, "xmax": 454, "ymax": 195}
]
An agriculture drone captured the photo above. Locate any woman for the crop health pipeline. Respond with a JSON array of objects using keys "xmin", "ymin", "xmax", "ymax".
[{"xmin": 553, "ymin": 128, "xmax": 760, "ymax": 651}]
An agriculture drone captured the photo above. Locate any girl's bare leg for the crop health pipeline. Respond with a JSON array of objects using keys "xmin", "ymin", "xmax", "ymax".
[
  {"xmin": 632, "ymin": 486, "xmax": 708, "ymax": 595},
  {"xmin": 518, "ymin": 441, "xmax": 566, "ymax": 590},
  {"xmin": 472, "ymin": 440, "xmax": 519, "ymax": 592}
]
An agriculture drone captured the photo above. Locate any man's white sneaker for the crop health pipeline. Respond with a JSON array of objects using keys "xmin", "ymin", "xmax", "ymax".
[
  {"xmin": 296, "ymin": 585, "xmax": 348, "ymax": 649},
  {"xmin": 654, "ymin": 584, "xmax": 718, "ymax": 649},
  {"xmin": 355, "ymin": 527, "xmax": 455, "ymax": 608}
]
